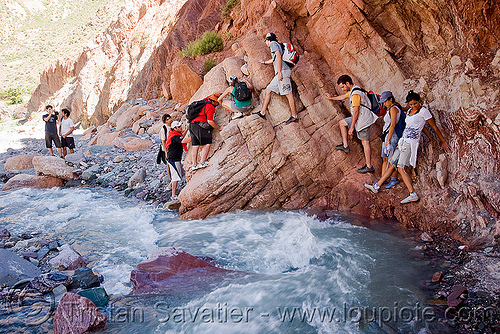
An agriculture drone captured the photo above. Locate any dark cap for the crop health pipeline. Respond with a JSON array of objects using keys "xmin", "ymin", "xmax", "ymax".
[{"xmin": 265, "ymin": 32, "xmax": 277, "ymax": 41}]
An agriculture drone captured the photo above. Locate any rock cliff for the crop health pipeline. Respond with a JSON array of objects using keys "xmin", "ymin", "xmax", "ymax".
[{"xmin": 28, "ymin": 0, "xmax": 500, "ymax": 245}]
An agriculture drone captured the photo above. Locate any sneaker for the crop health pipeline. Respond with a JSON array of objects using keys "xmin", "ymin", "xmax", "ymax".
[
  {"xmin": 170, "ymin": 195, "xmax": 179, "ymax": 201},
  {"xmin": 166, "ymin": 184, "xmax": 172, "ymax": 191},
  {"xmin": 364, "ymin": 183, "xmax": 380, "ymax": 194},
  {"xmin": 192, "ymin": 163, "xmax": 202, "ymax": 171},
  {"xmin": 284, "ymin": 116, "xmax": 299, "ymax": 124},
  {"xmin": 400, "ymin": 193, "xmax": 419, "ymax": 204},
  {"xmin": 232, "ymin": 112, "xmax": 243, "ymax": 120},
  {"xmin": 357, "ymin": 165, "xmax": 375, "ymax": 174},
  {"xmin": 198, "ymin": 161, "xmax": 209, "ymax": 169},
  {"xmin": 385, "ymin": 177, "xmax": 400, "ymax": 189},
  {"xmin": 252, "ymin": 111, "xmax": 266, "ymax": 119},
  {"xmin": 335, "ymin": 144, "xmax": 351, "ymax": 153}
]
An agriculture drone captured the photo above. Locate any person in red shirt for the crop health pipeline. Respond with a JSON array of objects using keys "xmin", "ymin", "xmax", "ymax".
[{"xmin": 188, "ymin": 93, "xmax": 223, "ymax": 170}]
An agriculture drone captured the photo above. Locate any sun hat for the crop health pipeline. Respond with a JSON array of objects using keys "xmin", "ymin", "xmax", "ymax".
[{"xmin": 171, "ymin": 121, "xmax": 182, "ymax": 128}]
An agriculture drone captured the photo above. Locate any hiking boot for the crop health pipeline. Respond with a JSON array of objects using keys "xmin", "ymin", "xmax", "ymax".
[
  {"xmin": 284, "ymin": 116, "xmax": 299, "ymax": 124},
  {"xmin": 400, "ymin": 193, "xmax": 419, "ymax": 204},
  {"xmin": 335, "ymin": 144, "xmax": 350, "ymax": 153},
  {"xmin": 364, "ymin": 183, "xmax": 380, "ymax": 194},
  {"xmin": 357, "ymin": 165, "xmax": 375, "ymax": 174},
  {"xmin": 252, "ymin": 111, "xmax": 266, "ymax": 119},
  {"xmin": 232, "ymin": 112, "xmax": 243, "ymax": 120},
  {"xmin": 385, "ymin": 177, "xmax": 400, "ymax": 189}
]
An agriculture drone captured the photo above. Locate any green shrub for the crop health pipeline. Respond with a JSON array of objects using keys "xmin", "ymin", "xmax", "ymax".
[
  {"xmin": 222, "ymin": 0, "xmax": 239, "ymax": 21},
  {"xmin": 181, "ymin": 31, "xmax": 224, "ymax": 57},
  {"xmin": 0, "ymin": 87, "xmax": 25, "ymax": 105},
  {"xmin": 203, "ymin": 59, "xmax": 217, "ymax": 74}
]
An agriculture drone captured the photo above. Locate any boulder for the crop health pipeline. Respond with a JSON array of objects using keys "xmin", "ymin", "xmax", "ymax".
[
  {"xmin": 64, "ymin": 152, "xmax": 85, "ymax": 166},
  {"xmin": 116, "ymin": 105, "xmax": 143, "ymax": 131},
  {"xmin": 82, "ymin": 126, "xmax": 97, "ymax": 136},
  {"xmin": 107, "ymin": 102, "xmax": 132, "ymax": 127},
  {"xmin": 77, "ymin": 287, "xmax": 108, "ymax": 307},
  {"xmin": 53, "ymin": 293, "xmax": 107, "ymax": 334},
  {"xmin": 188, "ymin": 62, "xmax": 228, "ymax": 104},
  {"xmin": 170, "ymin": 61, "xmax": 203, "ymax": 103},
  {"xmin": 0, "ymin": 228, "xmax": 10, "ymax": 239},
  {"xmin": 128, "ymin": 168, "xmax": 146, "ymax": 188},
  {"xmin": 81, "ymin": 165, "xmax": 101, "ymax": 181},
  {"xmin": 130, "ymin": 247, "xmax": 233, "ymax": 294},
  {"xmin": 96, "ymin": 131, "xmax": 123, "ymax": 146},
  {"xmin": 49, "ymin": 244, "xmax": 87, "ymax": 270},
  {"xmin": 0, "ymin": 249, "xmax": 42, "ymax": 286},
  {"xmin": 24, "ymin": 272, "xmax": 72, "ymax": 294},
  {"xmin": 111, "ymin": 136, "xmax": 127, "ymax": 149},
  {"xmin": 4, "ymin": 154, "xmax": 37, "ymax": 171},
  {"xmin": 32, "ymin": 156, "xmax": 76, "ymax": 180},
  {"xmin": 69, "ymin": 267, "xmax": 102, "ymax": 290},
  {"xmin": 123, "ymin": 138, "xmax": 153, "ymax": 151},
  {"xmin": 2, "ymin": 174, "xmax": 64, "ymax": 191}
]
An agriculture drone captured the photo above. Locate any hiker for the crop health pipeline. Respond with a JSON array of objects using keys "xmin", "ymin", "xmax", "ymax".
[
  {"xmin": 59, "ymin": 108, "xmax": 75, "ymax": 159},
  {"xmin": 187, "ymin": 94, "xmax": 223, "ymax": 171},
  {"xmin": 378, "ymin": 91, "xmax": 405, "ymax": 188},
  {"xmin": 42, "ymin": 105, "xmax": 62, "ymax": 157},
  {"xmin": 253, "ymin": 32, "xmax": 298, "ymax": 124},
  {"xmin": 158, "ymin": 113, "xmax": 173, "ymax": 187},
  {"xmin": 364, "ymin": 90, "xmax": 449, "ymax": 204},
  {"xmin": 218, "ymin": 75, "xmax": 254, "ymax": 120},
  {"xmin": 166, "ymin": 121, "xmax": 187, "ymax": 201},
  {"xmin": 326, "ymin": 75, "xmax": 378, "ymax": 174}
]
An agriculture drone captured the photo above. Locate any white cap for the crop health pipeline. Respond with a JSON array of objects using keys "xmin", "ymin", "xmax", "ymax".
[{"xmin": 171, "ymin": 121, "xmax": 182, "ymax": 128}]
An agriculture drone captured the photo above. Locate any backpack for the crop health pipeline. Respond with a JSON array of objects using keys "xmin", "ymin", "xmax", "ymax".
[
  {"xmin": 186, "ymin": 99, "xmax": 209, "ymax": 123},
  {"xmin": 280, "ymin": 43, "xmax": 299, "ymax": 67},
  {"xmin": 351, "ymin": 87, "xmax": 386, "ymax": 117},
  {"xmin": 394, "ymin": 105, "xmax": 406, "ymax": 138},
  {"xmin": 233, "ymin": 82, "xmax": 251, "ymax": 101}
]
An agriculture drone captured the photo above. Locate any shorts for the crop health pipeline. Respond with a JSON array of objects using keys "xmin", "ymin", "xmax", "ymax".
[
  {"xmin": 266, "ymin": 72, "xmax": 292, "ymax": 95},
  {"xmin": 344, "ymin": 117, "xmax": 371, "ymax": 141},
  {"xmin": 381, "ymin": 133, "xmax": 399, "ymax": 158},
  {"xmin": 45, "ymin": 132, "xmax": 62, "ymax": 148},
  {"xmin": 230, "ymin": 101, "xmax": 253, "ymax": 113},
  {"xmin": 61, "ymin": 136, "xmax": 75, "ymax": 149},
  {"xmin": 389, "ymin": 140, "xmax": 412, "ymax": 168},
  {"xmin": 189, "ymin": 122, "xmax": 212, "ymax": 146},
  {"xmin": 167, "ymin": 160, "xmax": 184, "ymax": 182}
]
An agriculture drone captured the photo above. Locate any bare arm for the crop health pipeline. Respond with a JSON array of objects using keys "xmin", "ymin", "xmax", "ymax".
[
  {"xmin": 385, "ymin": 106, "xmax": 399, "ymax": 147},
  {"xmin": 426, "ymin": 118, "xmax": 449, "ymax": 150},
  {"xmin": 63, "ymin": 126, "xmax": 74, "ymax": 138},
  {"xmin": 240, "ymin": 77, "xmax": 254, "ymax": 90},
  {"xmin": 218, "ymin": 86, "xmax": 232, "ymax": 104},
  {"xmin": 326, "ymin": 93, "xmax": 349, "ymax": 101},
  {"xmin": 181, "ymin": 133, "xmax": 191, "ymax": 144},
  {"xmin": 207, "ymin": 120, "xmax": 222, "ymax": 131},
  {"xmin": 349, "ymin": 106, "xmax": 359, "ymax": 135}
]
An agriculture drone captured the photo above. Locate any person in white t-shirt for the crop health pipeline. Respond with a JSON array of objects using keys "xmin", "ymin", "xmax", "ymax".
[
  {"xmin": 59, "ymin": 109, "xmax": 75, "ymax": 158},
  {"xmin": 364, "ymin": 90, "xmax": 449, "ymax": 204}
]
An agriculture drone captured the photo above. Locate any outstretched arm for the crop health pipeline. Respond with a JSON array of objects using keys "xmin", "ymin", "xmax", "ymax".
[
  {"xmin": 326, "ymin": 93, "xmax": 349, "ymax": 101},
  {"xmin": 426, "ymin": 118, "xmax": 449, "ymax": 150}
]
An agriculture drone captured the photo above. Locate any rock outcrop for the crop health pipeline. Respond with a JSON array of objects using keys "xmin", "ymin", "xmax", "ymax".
[
  {"xmin": 28, "ymin": 0, "xmax": 500, "ymax": 246},
  {"xmin": 130, "ymin": 247, "xmax": 234, "ymax": 294}
]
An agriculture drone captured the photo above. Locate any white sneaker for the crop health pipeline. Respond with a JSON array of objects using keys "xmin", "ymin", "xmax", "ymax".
[
  {"xmin": 231, "ymin": 112, "xmax": 243, "ymax": 120},
  {"xmin": 198, "ymin": 161, "xmax": 209, "ymax": 169},
  {"xmin": 192, "ymin": 163, "xmax": 201, "ymax": 171},
  {"xmin": 170, "ymin": 195, "xmax": 178, "ymax": 201},
  {"xmin": 400, "ymin": 193, "xmax": 419, "ymax": 204},
  {"xmin": 364, "ymin": 183, "xmax": 379, "ymax": 194}
]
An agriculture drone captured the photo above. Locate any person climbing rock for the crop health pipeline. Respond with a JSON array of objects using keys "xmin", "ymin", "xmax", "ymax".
[
  {"xmin": 218, "ymin": 75, "xmax": 254, "ymax": 120},
  {"xmin": 326, "ymin": 75, "xmax": 378, "ymax": 174},
  {"xmin": 166, "ymin": 121, "xmax": 187, "ymax": 201},
  {"xmin": 253, "ymin": 32, "xmax": 298, "ymax": 124},
  {"xmin": 364, "ymin": 90, "xmax": 449, "ymax": 204}
]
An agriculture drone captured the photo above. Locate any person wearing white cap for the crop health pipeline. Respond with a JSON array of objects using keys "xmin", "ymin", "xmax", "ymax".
[
  {"xmin": 166, "ymin": 121, "xmax": 187, "ymax": 200},
  {"xmin": 218, "ymin": 75, "xmax": 254, "ymax": 120}
]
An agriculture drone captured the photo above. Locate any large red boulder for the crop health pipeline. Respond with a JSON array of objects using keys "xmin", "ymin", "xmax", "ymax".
[
  {"xmin": 32, "ymin": 156, "xmax": 76, "ymax": 180},
  {"xmin": 53, "ymin": 293, "xmax": 106, "ymax": 334},
  {"xmin": 130, "ymin": 247, "xmax": 233, "ymax": 294},
  {"xmin": 2, "ymin": 174, "xmax": 64, "ymax": 191},
  {"xmin": 4, "ymin": 155, "xmax": 38, "ymax": 171}
]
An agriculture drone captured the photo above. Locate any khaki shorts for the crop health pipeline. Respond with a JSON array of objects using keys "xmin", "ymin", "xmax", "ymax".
[
  {"xmin": 266, "ymin": 72, "xmax": 292, "ymax": 95},
  {"xmin": 344, "ymin": 117, "xmax": 371, "ymax": 141},
  {"xmin": 389, "ymin": 140, "xmax": 412, "ymax": 168}
]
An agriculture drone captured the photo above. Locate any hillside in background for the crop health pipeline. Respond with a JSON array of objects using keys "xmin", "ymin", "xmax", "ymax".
[{"xmin": 0, "ymin": 0, "xmax": 125, "ymax": 111}]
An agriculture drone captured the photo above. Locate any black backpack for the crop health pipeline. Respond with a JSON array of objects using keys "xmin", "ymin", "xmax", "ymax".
[
  {"xmin": 186, "ymin": 99, "xmax": 209, "ymax": 123},
  {"xmin": 233, "ymin": 82, "xmax": 251, "ymax": 101}
]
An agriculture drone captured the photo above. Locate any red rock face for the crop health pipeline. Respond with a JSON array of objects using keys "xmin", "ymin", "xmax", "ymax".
[
  {"xmin": 53, "ymin": 293, "xmax": 107, "ymax": 334},
  {"xmin": 28, "ymin": 0, "xmax": 500, "ymax": 245},
  {"xmin": 2, "ymin": 174, "xmax": 64, "ymax": 191},
  {"xmin": 130, "ymin": 247, "xmax": 234, "ymax": 294}
]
